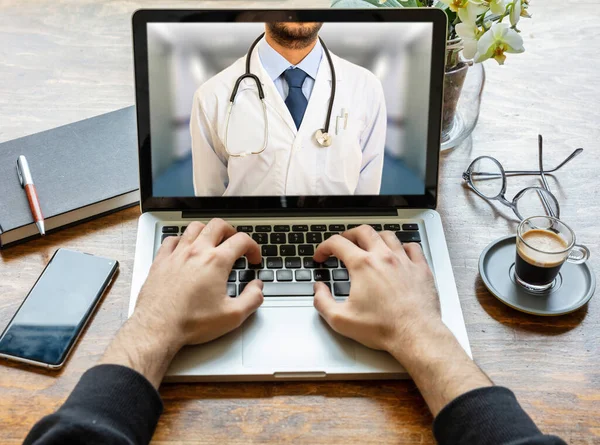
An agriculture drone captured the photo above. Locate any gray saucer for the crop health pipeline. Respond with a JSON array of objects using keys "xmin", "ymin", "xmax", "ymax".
[{"xmin": 479, "ymin": 235, "xmax": 596, "ymax": 316}]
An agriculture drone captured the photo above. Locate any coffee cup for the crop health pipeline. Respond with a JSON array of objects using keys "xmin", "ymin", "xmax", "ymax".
[{"xmin": 515, "ymin": 216, "xmax": 590, "ymax": 292}]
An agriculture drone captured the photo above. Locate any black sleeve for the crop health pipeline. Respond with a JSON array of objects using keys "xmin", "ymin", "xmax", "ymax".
[
  {"xmin": 24, "ymin": 364, "xmax": 163, "ymax": 445},
  {"xmin": 433, "ymin": 386, "xmax": 567, "ymax": 445}
]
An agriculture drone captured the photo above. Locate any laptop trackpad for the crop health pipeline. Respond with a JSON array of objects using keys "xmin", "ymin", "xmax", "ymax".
[{"xmin": 242, "ymin": 307, "xmax": 356, "ymax": 368}]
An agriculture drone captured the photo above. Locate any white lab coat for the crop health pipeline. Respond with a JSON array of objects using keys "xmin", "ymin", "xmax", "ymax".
[{"xmin": 190, "ymin": 48, "xmax": 387, "ymax": 196}]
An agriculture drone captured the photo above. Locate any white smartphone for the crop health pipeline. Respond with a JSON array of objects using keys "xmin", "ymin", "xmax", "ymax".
[{"xmin": 0, "ymin": 248, "xmax": 118, "ymax": 369}]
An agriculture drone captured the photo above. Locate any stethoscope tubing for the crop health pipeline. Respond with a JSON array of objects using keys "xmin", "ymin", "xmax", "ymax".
[{"xmin": 225, "ymin": 32, "xmax": 336, "ymax": 157}]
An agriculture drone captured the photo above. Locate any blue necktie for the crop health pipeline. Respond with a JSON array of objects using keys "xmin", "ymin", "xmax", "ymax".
[{"xmin": 283, "ymin": 68, "xmax": 309, "ymax": 130}]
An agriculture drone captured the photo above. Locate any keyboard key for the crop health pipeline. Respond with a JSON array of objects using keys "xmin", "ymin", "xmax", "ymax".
[
  {"xmin": 228, "ymin": 271, "xmax": 236, "ymax": 282},
  {"xmin": 252, "ymin": 233, "xmax": 268, "ymax": 244},
  {"xmin": 369, "ymin": 224, "xmax": 383, "ymax": 231},
  {"xmin": 384, "ymin": 224, "xmax": 401, "ymax": 231},
  {"xmin": 292, "ymin": 225, "xmax": 308, "ymax": 232},
  {"xmin": 248, "ymin": 259, "xmax": 264, "ymax": 269},
  {"xmin": 334, "ymin": 282, "xmax": 351, "ymax": 296},
  {"xmin": 310, "ymin": 224, "xmax": 327, "ymax": 232},
  {"xmin": 239, "ymin": 270, "xmax": 256, "ymax": 282},
  {"xmin": 162, "ymin": 226, "xmax": 179, "ymax": 234},
  {"xmin": 227, "ymin": 284, "xmax": 237, "ymax": 298},
  {"xmin": 285, "ymin": 257, "xmax": 302, "ymax": 268},
  {"xmin": 303, "ymin": 258, "xmax": 319, "ymax": 268},
  {"xmin": 263, "ymin": 283, "xmax": 314, "ymax": 296},
  {"xmin": 288, "ymin": 232, "xmax": 304, "ymax": 243},
  {"xmin": 298, "ymin": 245, "xmax": 315, "ymax": 256},
  {"xmin": 236, "ymin": 225, "xmax": 253, "ymax": 233},
  {"xmin": 314, "ymin": 269, "xmax": 331, "ymax": 281},
  {"xmin": 181, "ymin": 226, "xmax": 188, "ymax": 233},
  {"xmin": 280, "ymin": 245, "xmax": 296, "ymax": 256},
  {"xmin": 255, "ymin": 225, "xmax": 272, "ymax": 232},
  {"xmin": 266, "ymin": 257, "xmax": 283, "ymax": 269},
  {"xmin": 324, "ymin": 232, "xmax": 338, "ymax": 240},
  {"xmin": 307, "ymin": 232, "xmax": 322, "ymax": 243},
  {"xmin": 396, "ymin": 231, "xmax": 421, "ymax": 243},
  {"xmin": 161, "ymin": 234, "xmax": 177, "ymax": 243},
  {"xmin": 239, "ymin": 283, "xmax": 248, "ymax": 294},
  {"xmin": 276, "ymin": 270, "xmax": 293, "ymax": 282},
  {"xmin": 347, "ymin": 224, "xmax": 361, "ymax": 229},
  {"xmin": 323, "ymin": 257, "xmax": 339, "ymax": 268},
  {"xmin": 403, "ymin": 224, "xmax": 419, "ymax": 231},
  {"xmin": 262, "ymin": 245, "xmax": 278, "ymax": 257},
  {"xmin": 258, "ymin": 270, "xmax": 274, "ymax": 282},
  {"xmin": 329, "ymin": 224, "xmax": 345, "ymax": 231},
  {"xmin": 274, "ymin": 225, "xmax": 290, "ymax": 232},
  {"xmin": 270, "ymin": 233, "xmax": 287, "ymax": 244},
  {"xmin": 295, "ymin": 270, "xmax": 312, "ymax": 281},
  {"xmin": 333, "ymin": 269, "xmax": 349, "ymax": 281},
  {"xmin": 233, "ymin": 258, "xmax": 246, "ymax": 269}
]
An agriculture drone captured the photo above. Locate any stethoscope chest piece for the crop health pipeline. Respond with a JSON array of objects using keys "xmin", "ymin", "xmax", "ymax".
[{"xmin": 315, "ymin": 129, "xmax": 332, "ymax": 147}]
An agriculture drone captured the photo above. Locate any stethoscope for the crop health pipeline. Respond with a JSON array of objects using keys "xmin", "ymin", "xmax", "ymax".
[{"xmin": 224, "ymin": 32, "xmax": 337, "ymax": 157}]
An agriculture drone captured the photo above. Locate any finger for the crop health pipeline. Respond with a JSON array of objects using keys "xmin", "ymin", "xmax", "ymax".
[
  {"xmin": 176, "ymin": 221, "xmax": 206, "ymax": 248},
  {"xmin": 313, "ymin": 282, "xmax": 345, "ymax": 332},
  {"xmin": 194, "ymin": 218, "xmax": 236, "ymax": 248},
  {"xmin": 154, "ymin": 235, "xmax": 179, "ymax": 262},
  {"xmin": 342, "ymin": 225, "xmax": 388, "ymax": 252},
  {"xmin": 379, "ymin": 231, "xmax": 407, "ymax": 257},
  {"xmin": 403, "ymin": 242, "xmax": 428, "ymax": 266},
  {"xmin": 218, "ymin": 232, "xmax": 262, "ymax": 265},
  {"xmin": 314, "ymin": 234, "xmax": 365, "ymax": 265},
  {"xmin": 229, "ymin": 280, "xmax": 264, "ymax": 325}
]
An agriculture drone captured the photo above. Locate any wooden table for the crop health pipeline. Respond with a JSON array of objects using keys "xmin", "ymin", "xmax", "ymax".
[{"xmin": 1, "ymin": 1, "xmax": 599, "ymax": 443}]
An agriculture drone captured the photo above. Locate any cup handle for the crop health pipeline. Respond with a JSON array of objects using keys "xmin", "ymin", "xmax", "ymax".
[{"xmin": 567, "ymin": 244, "xmax": 590, "ymax": 264}]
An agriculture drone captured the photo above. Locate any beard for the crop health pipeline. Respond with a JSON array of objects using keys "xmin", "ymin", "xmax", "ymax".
[{"xmin": 266, "ymin": 22, "xmax": 324, "ymax": 49}]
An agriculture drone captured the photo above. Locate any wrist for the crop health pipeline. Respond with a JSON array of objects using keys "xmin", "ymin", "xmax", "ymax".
[
  {"xmin": 386, "ymin": 319, "xmax": 460, "ymax": 372},
  {"xmin": 100, "ymin": 314, "xmax": 183, "ymax": 389}
]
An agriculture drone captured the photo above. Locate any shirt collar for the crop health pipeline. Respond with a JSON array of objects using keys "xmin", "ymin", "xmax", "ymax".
[{"xmin": 258, "ymin": 37, "xmax": 323, "ymax": 82}]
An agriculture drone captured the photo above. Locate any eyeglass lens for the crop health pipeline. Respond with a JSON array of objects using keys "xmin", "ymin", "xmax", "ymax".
[
  {"xmin": 514, "ymin": 188, "xmax": 559, "ymax": 220},
  {"xmin": 470, "ymin": 157, "xmax": 504, "ymax": 199}
]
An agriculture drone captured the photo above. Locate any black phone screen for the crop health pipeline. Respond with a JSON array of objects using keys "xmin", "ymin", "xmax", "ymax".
[{"xmin": 0, "ymin": 249, "xmax": 118, "ymax": 367}]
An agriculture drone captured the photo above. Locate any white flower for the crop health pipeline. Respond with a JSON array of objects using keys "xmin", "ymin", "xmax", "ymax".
[
  {"xmin": 475, "ymin": 22, "xmax": 525, "ymax": 64},
  {"xmin": 488, "ymin": 0, "xmax": 507, "ymax": 15},
  {"xmin": 439, "ymin": 0, "xmax": 468, "ymax": 13},
  {"xmin": 455, "ymin": 22, "xmax": 480, "ymax": 59},
  {"xmin": 510, "ymin": 0, "xmax": 522, "ymax": 26},
  {"xmin": 457, "ymin": 1, "xmax": 488, "ymax": 25}
]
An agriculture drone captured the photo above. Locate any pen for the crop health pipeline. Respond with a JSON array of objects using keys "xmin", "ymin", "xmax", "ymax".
[{"xmin": 16, "ymin": 155, "xmax": 45, "ymax": 236}]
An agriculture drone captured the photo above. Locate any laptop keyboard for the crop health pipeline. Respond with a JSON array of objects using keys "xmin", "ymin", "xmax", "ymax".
[{"xmin": 160, "ymin": 223, "xmax": 421, "ymax": 298}]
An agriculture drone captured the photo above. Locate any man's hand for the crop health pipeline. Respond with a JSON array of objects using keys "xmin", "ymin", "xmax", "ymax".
[
  {"xmin": 313, "ymin": 225, "xmax": 492, "ymax": 416},
  {"xmin": 101, "ymin": 219, "xmax": 263, "ymax": 388},
  {"xmin": 313, "ymin": 226, "xmax": 441, "ymax": 358},
  {"xmin": 133, "ymin": 219, "xmax": 263, "ymax": 347}
]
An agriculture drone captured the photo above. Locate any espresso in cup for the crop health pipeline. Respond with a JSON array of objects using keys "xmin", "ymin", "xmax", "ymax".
[
  {"xmin": 515, "ymin": 216, "xmax": 589, "ymax": 292},
  {"xmin": 516, "ymin": 229, "xmax": 568, "ymax": 287}
]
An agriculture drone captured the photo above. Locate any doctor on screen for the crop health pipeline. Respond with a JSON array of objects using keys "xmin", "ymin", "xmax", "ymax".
[{"xmin": 190, "ymin": 22, "xmax": 387, "ymax": 197}]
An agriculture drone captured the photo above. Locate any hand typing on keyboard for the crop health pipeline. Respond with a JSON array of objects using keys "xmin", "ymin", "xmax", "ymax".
[
  {"xmin": 313, "ymin": 225, "xmax": 441, "ymax": 355},
  {"xmin": 130, "ymin": 219, "xmax": 264, "ymax": 350}
]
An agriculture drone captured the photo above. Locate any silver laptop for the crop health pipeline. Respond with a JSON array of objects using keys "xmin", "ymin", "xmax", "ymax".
[{"xmin": 128, "ymin": 9, "xmax": 471, "ymax": 382}]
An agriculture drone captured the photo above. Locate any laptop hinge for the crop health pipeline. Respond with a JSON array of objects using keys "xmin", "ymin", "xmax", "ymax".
[{"xmin": 182, "ymin": 208, "xmax": 397, "ymax": 218}]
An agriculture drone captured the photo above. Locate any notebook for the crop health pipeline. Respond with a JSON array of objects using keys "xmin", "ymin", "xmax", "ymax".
[{"xmin": 0, "ymin": 107, "xmax": 139, "ymax": 248}]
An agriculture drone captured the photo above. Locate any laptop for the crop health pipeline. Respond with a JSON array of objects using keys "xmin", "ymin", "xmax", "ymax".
[{"xmin": 128, "ymin": 9, "xmax": 471, "ymax": 382}]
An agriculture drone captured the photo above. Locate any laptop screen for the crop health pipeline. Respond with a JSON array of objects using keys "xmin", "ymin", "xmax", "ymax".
[{"xmin": 145, "ymin": 21, "xmax": 436, "ymax": 199}]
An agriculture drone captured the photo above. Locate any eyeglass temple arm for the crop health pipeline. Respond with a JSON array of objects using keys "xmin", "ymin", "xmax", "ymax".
[
  {"xmin": 536, "ymin": 135, "xmax": 557, "ymax": 218},
  {"xmin": 503, "ymin": 147, "xmax": 583, "ymax": 176}
]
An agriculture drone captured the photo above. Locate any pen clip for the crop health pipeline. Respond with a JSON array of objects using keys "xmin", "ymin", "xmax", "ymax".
[{"xmin": 16, "ymin": 159, "xmax": 25, "ymax": 188}]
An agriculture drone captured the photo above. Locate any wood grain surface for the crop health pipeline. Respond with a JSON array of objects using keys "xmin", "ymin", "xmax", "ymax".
[{"xmin": 1, "ymin": 1, "xmax": 599, "ymax": 444}]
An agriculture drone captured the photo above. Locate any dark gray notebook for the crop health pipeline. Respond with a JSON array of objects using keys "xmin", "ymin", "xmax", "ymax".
[{"xmin": 0, "ymin": 107, "xmax": 139, "ymax": 248}]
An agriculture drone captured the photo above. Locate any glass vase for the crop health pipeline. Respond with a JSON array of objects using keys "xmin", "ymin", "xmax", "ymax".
[{"xmin": 441, "ymin": 38, "xmax": 486, "ymax": 151}]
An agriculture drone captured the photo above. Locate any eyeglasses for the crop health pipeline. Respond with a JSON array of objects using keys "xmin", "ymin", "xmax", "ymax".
[{"xmin": 462, "ymin": 135, "xmax": 583, "ymax": 221}]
